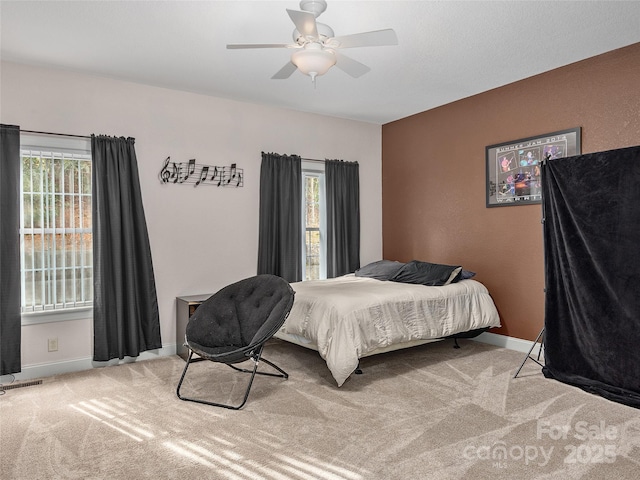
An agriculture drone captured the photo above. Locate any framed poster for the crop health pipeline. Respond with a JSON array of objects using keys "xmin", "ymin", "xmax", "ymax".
[{"xmin": 486, "ymin": 127, "xmax": 581, "ymax": 207}]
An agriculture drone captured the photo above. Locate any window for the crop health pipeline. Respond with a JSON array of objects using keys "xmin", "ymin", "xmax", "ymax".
[
  {"xmin": 19, "ymin": 135, "xmax": 93, "ymax": 318},
  {"xmin": 302, "ymin": 163, "xmax": 326, "ymax": 281}
]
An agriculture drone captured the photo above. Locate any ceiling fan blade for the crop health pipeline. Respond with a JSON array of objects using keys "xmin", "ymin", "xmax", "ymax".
[
  {"xmin": 334, "ymin": 52, "xmax": 371, "ymax": 78},
  {"xmin": 287, "ymin": 9, "xmax": 318, "ymax": 40},
  {"xmin": 331, "ymin": 29, "xmax": 398, "ymax": 48},
  {"xmin": 271, "ymin": 62, "xmax": 298, "ymax": 80},
  {"xmin": 227, "ymin": 43, "xmax": 292, "ymax": 49}
]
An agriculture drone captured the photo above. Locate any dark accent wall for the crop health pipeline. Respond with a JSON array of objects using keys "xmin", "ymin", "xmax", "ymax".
[{"xmin": 382, "ymin": 43, "xmax": 640, "ymax": 342}]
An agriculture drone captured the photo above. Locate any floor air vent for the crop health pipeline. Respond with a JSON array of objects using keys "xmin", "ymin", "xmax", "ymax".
[{"xmin": 0, "ymin": 379, "xmax": 43, "ymax": 391}]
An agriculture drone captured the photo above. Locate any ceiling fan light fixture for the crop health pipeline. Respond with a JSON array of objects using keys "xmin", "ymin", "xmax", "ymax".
[
  {"xmin": 226, "ymin": 0, "xmax": 398, "ymax": 84},
  {"xmin": 291, "ymin": 45, "xmax": 336, "ymax": 82}
]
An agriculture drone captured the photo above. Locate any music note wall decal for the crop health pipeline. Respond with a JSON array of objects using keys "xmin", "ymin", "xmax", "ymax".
[{"xmin": 158, "ymin": 157, "xmax": 244, "ymax": 188}]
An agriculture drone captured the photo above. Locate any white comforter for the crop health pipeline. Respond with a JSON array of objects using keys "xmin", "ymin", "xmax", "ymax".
[{"xmin": 279, "ymin": 275, "xmax": 501, "ymax": 386}]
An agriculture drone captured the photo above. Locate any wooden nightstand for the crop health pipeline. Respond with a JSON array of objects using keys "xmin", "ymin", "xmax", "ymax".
[{"xmin": 176, "ymin": 294, "xmax": 212, "ymax": 361}]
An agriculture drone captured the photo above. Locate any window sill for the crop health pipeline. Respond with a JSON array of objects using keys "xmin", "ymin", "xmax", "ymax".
[{"xmin": 21, "ymin": 307, "xmax": 93, "ymax": 326}]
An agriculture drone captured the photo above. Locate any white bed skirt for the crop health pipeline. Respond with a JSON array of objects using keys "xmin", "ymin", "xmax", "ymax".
[{"xmin": 274, "ymin": 330, "xmax": 443, "ymax": 357}]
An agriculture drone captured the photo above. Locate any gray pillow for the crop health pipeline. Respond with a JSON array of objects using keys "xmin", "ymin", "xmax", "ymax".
[
  {"xmin": 355, "ymin": 260, "xmax": 406, "ymax": 280},
  {"xmin": 461, "ymin": 269, "xmax": 476, "ymax": 279},
  {"xmin": 390, "ymin": 260, "xmax": 462, "ymax": 286}
]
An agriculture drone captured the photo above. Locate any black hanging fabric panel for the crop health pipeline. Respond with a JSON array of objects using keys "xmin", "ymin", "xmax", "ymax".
[{"xmin": 541, "ymin": 145, "xmax": 640, "ymax": 408}]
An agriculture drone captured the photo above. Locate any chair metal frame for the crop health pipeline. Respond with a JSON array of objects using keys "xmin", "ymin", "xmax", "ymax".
[{"xmin": 176, "ymin": 344, "xmax": 288, "ymax": 410}]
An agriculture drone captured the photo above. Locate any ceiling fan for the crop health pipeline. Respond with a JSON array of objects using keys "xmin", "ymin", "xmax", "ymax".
[{"xmin": 226, "ymin": 0, "xmax": 398, "ymax": 85}]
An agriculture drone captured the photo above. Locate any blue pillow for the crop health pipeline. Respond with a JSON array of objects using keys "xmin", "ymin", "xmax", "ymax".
[
  {"xmin": 461, "ymin": 269, "xmax": 476, "ymax": 279},
  {"xmin": 390, "ymin": 260, "xmax": 462, "ymax": 286},
  {"xmin": 355, "ymin": 260, "xmax": 406, "ymax": 280}
]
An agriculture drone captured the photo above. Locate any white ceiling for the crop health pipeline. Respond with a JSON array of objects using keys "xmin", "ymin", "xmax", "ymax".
[{"xmin": 2, "ymin": 0, "xmax": 640, "ymax": 125}]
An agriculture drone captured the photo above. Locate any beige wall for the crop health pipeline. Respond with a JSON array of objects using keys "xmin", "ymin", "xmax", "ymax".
[
  {"xmin": 1, "ymin": 61, "xmax": 382, "ymax": 373},
  {"xmin": 382, "ymin": 43, "xmax": 640, "ymax": 341}
]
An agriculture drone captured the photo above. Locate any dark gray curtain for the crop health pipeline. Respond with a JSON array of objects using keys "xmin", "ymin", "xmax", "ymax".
[
  {"xmin": 257, "ymin": 152, "xmax": 302, "ymax": 282},
  {"xmin": 91, "ymin": 135, "xmax": 162, "ymax": 361},
  {"xmin": 0, "ymin": 125, "xmax": 21, "ymax": 375},
  {"xmin": 326, "ymin": 160, "xmax": 360, "ymax": 278},
  {"xmin": 542, "ymin": 145, "xmax": 640, "ymax": 408}
]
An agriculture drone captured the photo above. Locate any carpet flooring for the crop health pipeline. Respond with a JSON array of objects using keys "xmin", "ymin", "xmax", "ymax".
[{"xmin": 1, "ymin": 339, "xmax": 639, "ymax": 479}]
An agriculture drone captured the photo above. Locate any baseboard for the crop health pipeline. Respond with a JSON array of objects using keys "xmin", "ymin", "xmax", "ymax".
[
  {"xmin": 472, "ymin": 331, "xmax": 543, "ymax": 355},
  {"xmin": 4, "ymin": 344, "xmax": 178, "ymax": 383},
  {"xmin": 4, "ymin": 334, "xmax": 538, "ymax": 383}
]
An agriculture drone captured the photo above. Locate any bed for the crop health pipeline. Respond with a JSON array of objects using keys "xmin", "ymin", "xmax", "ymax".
[{"xmin": 274, "ymin": 261, "xmax": 501, "ymax": 386}]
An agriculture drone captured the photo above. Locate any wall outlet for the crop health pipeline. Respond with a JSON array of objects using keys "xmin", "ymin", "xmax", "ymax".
[{"xmin": 48, "ymin": 337, "xmax": 58, "ymax": 352}]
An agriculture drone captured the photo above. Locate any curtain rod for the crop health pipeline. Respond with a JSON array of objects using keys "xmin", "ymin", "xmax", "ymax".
[
  {"xmin": 21, "ymin": 129, "xmax": 91, "ymax": 139},
  {"xmin": 302, "ymin": 158, "xmax": 357, "ymax": 164}
]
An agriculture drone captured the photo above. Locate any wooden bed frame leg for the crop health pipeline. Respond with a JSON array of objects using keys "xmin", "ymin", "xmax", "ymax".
[
  {"xmin": 354, "ymin": 362, "xmax": 363, "ymax": 374},
  {"xmin": 453, "ymin": 338, "xmax": 461, "ymax": 349}
]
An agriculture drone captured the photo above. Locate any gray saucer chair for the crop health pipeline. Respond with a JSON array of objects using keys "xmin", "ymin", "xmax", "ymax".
[{"xmin": 176, "ymin": 274, "xmax": 295, "ymax": 409}]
